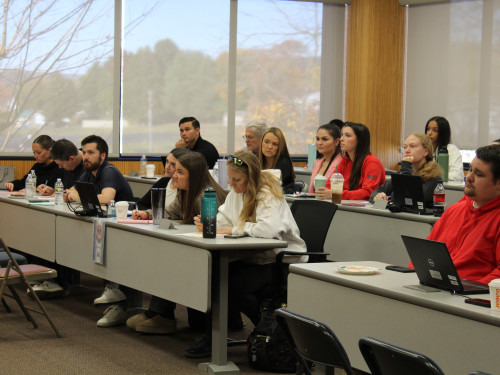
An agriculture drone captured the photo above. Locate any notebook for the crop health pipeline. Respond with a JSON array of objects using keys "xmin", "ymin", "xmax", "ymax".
[
  {"xmin": 391, "ymin": 174, "xmax": 430, "ymax": 214},
  {"xmin": 74, "ymin": 181, "xmax": 107, "ymax": 217},
  {"xmin": 401, "ymin": 235, "xmax": 489, "ymax": 294}
]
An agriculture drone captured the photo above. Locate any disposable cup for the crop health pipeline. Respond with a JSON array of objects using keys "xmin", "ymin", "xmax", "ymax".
[
  {"xmin": 146, "ymin": 164, "xmax": 155, "ymax": 178},
  {"xmin": 115, "ymin": 201, "xmax": 129, "ymax": 220},
  {"xmin": 488, "ymin": 278, "xmax": 500, "ymax": 312},
  {"xmin": 314, "ymin": 175, "xmax": 327, "ymax": 189},
  {"xmin": 151, "ymin": 188, "xmax": 166, "ymax": 225}
]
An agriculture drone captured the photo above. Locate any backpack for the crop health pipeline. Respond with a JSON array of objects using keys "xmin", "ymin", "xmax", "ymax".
[{"xmin": 247, "ymin": 302, "xmax": 296, "ymax": 373}]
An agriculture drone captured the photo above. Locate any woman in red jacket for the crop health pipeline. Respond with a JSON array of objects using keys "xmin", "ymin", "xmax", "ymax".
[{"xmin": 336, "ymin": 122, "xmax": 386, "ymax": 200}]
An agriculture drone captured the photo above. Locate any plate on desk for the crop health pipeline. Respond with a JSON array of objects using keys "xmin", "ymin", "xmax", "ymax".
[{"xmin": 337, "ymin": 265, "xmax": 379, "ymax": 275}]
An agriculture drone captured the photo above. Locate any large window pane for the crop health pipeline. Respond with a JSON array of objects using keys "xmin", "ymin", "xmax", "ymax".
[
  {"xmin": 0, "ymin": 1, "xmax": 114, "ymax": 153},
  {"xmin": 121, "ymin": 0, "xmax": 230, "ymax": 154},
  {"xmin": 235, "ymin": 0, "xmax": 323, "ymax": 154}
]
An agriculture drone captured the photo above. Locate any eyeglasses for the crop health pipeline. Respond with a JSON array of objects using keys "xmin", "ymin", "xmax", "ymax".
[
  {"xmin": 228, "ymin": 155, "xmax": 246, "ymax": 167},
  {"xmin": 242, "ymin": 135, "xmax": 256, "ymax": 141}
]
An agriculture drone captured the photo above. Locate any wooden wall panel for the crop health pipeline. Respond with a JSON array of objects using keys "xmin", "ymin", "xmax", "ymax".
[{"xmin": 345, "ymin": 0, "xmax": 406, "ymax": 170}]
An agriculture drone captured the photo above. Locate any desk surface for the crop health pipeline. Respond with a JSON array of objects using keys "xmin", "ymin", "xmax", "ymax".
[{"xmin": 288, "ymin": 261, "xmax": 500, "ymax": 374}]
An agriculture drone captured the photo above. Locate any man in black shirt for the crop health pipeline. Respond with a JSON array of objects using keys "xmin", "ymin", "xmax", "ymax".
[{"xmin": 175, "ymin": 117, "xmax": 219, "ymax": 168}]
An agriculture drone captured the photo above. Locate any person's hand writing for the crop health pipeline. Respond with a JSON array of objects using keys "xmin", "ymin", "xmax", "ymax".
[
  {"xmin": 373, "ymin": 192, "xmax": 389, "ymax": 202},
  {"xmin": 5, "ymin": 182, "xmax": 14, "ymax": 192},
  {"xmin": 132, "ymin": 210, "xmax": 149, "ymax": 220},
  {"xmin": 38, "ymin": 185, "xmax": 54, "ymax": 196}
]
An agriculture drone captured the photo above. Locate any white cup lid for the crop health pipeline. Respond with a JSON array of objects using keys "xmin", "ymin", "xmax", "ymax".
[
  {"xmin": 115, "ymin": 201, "xmax": 129, "ymax": 207},
  {"xmin": 488, "ymin": 278, "xmax": 500, "ymax": 287}
]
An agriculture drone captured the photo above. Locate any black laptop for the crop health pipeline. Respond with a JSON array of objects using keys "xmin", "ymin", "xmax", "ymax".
[
  {"xmin": 74, "ymin": 181, "xmax": 106, "ymax": 217},
  {"xmin": 391, "ymin": 174, "xmax": 430, "ymax": 214},
  {"xmin": 401, "ymin": 235, "xmax": 489, "ymax": 294}
]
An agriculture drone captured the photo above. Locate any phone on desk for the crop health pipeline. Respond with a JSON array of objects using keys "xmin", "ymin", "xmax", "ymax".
[
  {"xmin": 464, "ymin": 298, "xmax": 491, "ymax": 308},
  {"xmin": 385, "ymin": 265, "xmax": 415, "ymax": 273},
  {"xmin": 224, "ymin": 234, "xmax": 248, "ymax": 239}
]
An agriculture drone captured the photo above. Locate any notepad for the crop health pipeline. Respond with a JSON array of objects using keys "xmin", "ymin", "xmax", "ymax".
[{"xmin": 117, "ymin": 219, "xmax": 153, "ymax": 224}]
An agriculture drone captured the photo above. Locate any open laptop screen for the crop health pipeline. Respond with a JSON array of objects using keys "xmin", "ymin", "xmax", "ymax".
[{"xmin": 74, "ymin": 181, "xmax": 106, "ymax": 217}]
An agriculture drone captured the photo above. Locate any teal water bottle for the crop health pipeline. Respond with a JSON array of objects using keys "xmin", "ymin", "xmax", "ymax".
[
  {"xmin": 201, "ymin": 187, "xmax": 217, "ymax": 238},
  {"xmin": 437, "ymin": 146, "xmax": 449, "ymax": 183},
  {"xmin": 307, "ymin": 140, "xmax": 316, "ymax": 172}
]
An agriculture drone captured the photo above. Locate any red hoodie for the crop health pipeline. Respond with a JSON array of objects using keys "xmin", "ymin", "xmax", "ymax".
[{"xmin": 427, "ymin": 194, "xmax": 500, "ymax": 284}]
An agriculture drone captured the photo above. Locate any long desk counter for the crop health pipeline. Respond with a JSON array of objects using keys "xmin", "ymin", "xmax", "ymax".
[
  {"xmin": 0, "ymin": 193, "xmax": 287, "ymax": 374},
  {"xmin": 288, "ymin": 261, "xmax": 499, "ymax": 375}
]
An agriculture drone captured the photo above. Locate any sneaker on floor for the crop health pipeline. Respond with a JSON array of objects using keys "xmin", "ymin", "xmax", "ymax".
[
  {"xmin": 135, "ymin": 315, "xmax": 177, "ymax": 334},
  {"xmin": 97, "ymin": 304, "xmax": 128, "ymax": 327},
  {"xmin": 94, "ymin": 283, "xmax": 126, "ymax": 305},
  {"xmin": 27, "ymin": 281, "xmax": 68, "ymax": 300},
  {"xmin": 126, "ymin": 312, "xmax": 148, "ymax": 330},
  {"xmin": 184, "ymin": 335, "xmax": 211, "ymax": 358}
]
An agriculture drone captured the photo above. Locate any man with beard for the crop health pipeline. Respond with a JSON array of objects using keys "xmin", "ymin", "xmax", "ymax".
[
  {"xmin": 65, "ymin": 135, "xmax": 133, "ymax": 204},
  {"xmin": 423, "ymin": 144, "xmax": 500, "ymax": 284},
  {"xmin": 175, "ymin": 117, "xmax": 219, "ymax": 169}
]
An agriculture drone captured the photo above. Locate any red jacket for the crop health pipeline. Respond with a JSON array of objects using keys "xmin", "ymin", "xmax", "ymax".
[
  {"xmin": 427, "ymin": 195, "xmax": 500, "ymax": 284},
  {"xmin": 335, "ymin": 154, "xmax": 386, "ymax": 200}
]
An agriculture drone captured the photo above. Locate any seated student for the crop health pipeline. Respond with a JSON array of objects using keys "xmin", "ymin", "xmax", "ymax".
[
  {"xmin": 188, "ymin": 150, "xmax": 307, "ymax": 357},
  {"xmin": 244, "ymin": 120, "xmax": 267, "ymax": 154},
  {"xmin": 308, "ymin": 123, "xmax": 343, "ymax": 197},
  {"xmin": 64, "ymin": 135, "xmax": 134, "ymax": 327},
  {"xmin": 175, "ymin": 117, "xmax": 219, "ymax": 169},
  {"xmin": 370, "ymin": 133, "xmax": 443, "ymax": 207},
  {"xmin": 258, "ymin": 127, "xmax": 296, "ymax": 194},
  {"xmin": 134, "ymin": 147, "xmax": 190, "ymax": 212},
  {"xmin": 5, "ymin": 135, "xmax": 61, "ymax": 192},
  {"xmin": 425, "ymin": 116, "xmax": 464, "ymax": 182},
  {"xmin": 323, "ymin": 122, "xmax": 386, "ymax": 201},
  {"xmin": 127, "ymin": 152, "xmax": 228, "ymax": 334},
  {"xmin": 414, "ymin": 144, "xmax": 500, "ymax": 284}
]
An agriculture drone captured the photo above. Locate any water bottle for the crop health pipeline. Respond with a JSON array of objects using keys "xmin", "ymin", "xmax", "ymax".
[
  {"xmin": 433, "ymin": 179, "xmax": 445, "ymax": 217},
  {"xmin": 55, "ymin": 178, "xmax": 64, "ymax": 205},
  {"xmin": 307, "ymin": 139, "xmax": 316, "ymax": 172},
  {"xmin": 108, "ymin": 200, "xmax": 116, "ymax": 218},
  {"xmin": 437, "ymin": 146, "xmax": 449, "ymax": 183},
  {"xmin": 25, "ymin": 173, "xmax": 33, "ymax": 200},
  {"xmin": 201, "ymin": 187, "xmax": 217, "ymax": 238},
  {"xmin": 140, "ymin": 154, "xmax": 147, "ymax": 177}
]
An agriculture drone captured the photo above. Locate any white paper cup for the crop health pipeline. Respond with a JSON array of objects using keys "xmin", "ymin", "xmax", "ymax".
[
  {"xmin": 115, "ymin": 201, "xmax": 129, "ymax": 220},
  {"xmin": 489, "ymin": 278, "xmax": 500, "ymax": 311},
  {"xmin": 314, "ymin": 175, "xmax": 327, "ymax": 189},
  {"xmin": 146, "ymin": 164, "xmax": 155, "ymax": 178}
]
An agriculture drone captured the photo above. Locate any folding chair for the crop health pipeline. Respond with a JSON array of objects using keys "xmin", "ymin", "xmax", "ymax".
[
  {"xmin": 0, "ymin": 249, "xmax": 27, "ymax": 312},
  {"xmin": 0, "ymin": 237, "xmax": 61, "ymax": 337},
  {"xmin": 359, "ymin": 336, "xmax": 445, "ymax": 375}
]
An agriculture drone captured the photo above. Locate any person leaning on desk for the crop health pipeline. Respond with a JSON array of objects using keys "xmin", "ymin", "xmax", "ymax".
[
  {"xmin": 189, "ymin": 150, "xmax": 307, "ymax": 358},
  {"xmin": 413, "ymin": 144, "xmax": 500, "ymax": 284},
  {"xmin": 370, "ymin": 133, "xmax": 443, "ymax": 207}
]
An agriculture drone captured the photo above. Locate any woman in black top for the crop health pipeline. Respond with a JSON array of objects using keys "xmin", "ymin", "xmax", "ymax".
[
  {"xmin": 5, "ymin": 135, "xmax": 61, "ymax": 192},
  {"xmin": 258, "ymin": 127, "xmax": 296, "ymax": 194}
]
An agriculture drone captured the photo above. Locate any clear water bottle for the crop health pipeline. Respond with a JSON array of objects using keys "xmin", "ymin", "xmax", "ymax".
[
  {"xmin": 55, "ymin": 178, "xmax": 64, "ymax": 205},
  {"xmin": 433, "ymin": 179, "xmax": 445, "ymax": 217},
  {"xmin": 107, "ymin": 200, "xmax": 116, "ymax": 218},
  {"xmin": 201, "ymin": 187, "xmax": 217, "ymax": 238},
  {"xmin": 25, "ymin": 173, "xmax": 33, "ymax": 200},
  {"xmin": 140, "ymin": 154, "xmax": 147, "ymax": 177}
]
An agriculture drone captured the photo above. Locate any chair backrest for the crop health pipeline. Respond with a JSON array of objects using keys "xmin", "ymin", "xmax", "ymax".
[
  {"xmin": 290, "ymin": 199, "xmax": 337, "ymax": 262},
  {"xmin": 294, "ymin": 180, "xmax": 306, "ymax": 193},
  {"xmin": 274, "ymin": 308, "xmax": 355, "ymax": 375},
  {"xmin": 359, "ymin": 337, "xmax": 445, "ymax": 375}
]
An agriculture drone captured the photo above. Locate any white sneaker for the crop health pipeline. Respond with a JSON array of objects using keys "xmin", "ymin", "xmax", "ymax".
[
  {"xmin": 94, "ymin": 282, "xmax": 126, "ymax": 305},
  {"xmin": 27, "ymin": 281, "xmax": 67, "ymax": 299},
  {"xmin": 97, "ymin": 304, "xmax": 128, "ymax": 327}
]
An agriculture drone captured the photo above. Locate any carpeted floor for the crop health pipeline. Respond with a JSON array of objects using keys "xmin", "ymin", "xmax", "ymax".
[{"xmin": 0, "ymin": 272, "xmax": 272, "ymax": 375}]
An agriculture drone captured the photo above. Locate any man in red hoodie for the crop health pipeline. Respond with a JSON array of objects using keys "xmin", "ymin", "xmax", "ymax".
[{"xmin": 427, "ymin": 144, "xmax": 500, "ymax": 284}]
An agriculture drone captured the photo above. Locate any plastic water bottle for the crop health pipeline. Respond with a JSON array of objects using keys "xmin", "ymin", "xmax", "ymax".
[
  {"xmin": 433, "ymin": 179, "xmax": 445, "ymax": 217},
  {"xmin": 140, "ymin": 154, "xmax": 147, "ymax": 177},
  {"xmin": 107, "ymin": 200, "xmax": 116, "ymax": 218},
  {"xmin": 201, "ymin": 187, "xmax": 217, "ymax": 238},
  {"xmin": 437, "ymin": 146, "xmax": 449, "ymax": 183},
  {"xmin": 25, "ymin": 173, "xmax": 33, "ymax": 200},
  {"xmin": 307, "ymin": 139, "xmax": 316, "ymax": 172},
  {"xmin": 55, "ymin": 178, "xmax": 64, "ymax": 205}
]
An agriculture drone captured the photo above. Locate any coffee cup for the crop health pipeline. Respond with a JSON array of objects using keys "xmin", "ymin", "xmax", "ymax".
[
  {"xmin": 115, "ymin": 201, "xmax": 129, "ymax": 220},
  {"xmin": 314, "ymin": 175, "xmax": 327, "ymax": 190},
  {"xmin": 330, "ymin": 172, "xmax": 344, "ymax": 204},
  {"xmin": 488, "ymin": 278, "xmax": 500, "ymax": 312},
  {"xmin": 146, "ymin": 164, "xmax": 155, "ymax": 178}
]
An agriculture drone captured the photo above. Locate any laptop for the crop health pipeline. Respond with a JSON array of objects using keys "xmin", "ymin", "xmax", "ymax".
[
  {"xmin": 401, "ymin": 235, "xmax": 489, "ymax": 294},
  {"xmin": 74, "ymin": 181, "xmax": 106, "ymax": 217},
  {"xmin": 391, "ymin": 174, "xmax": 430, "ymax": 214}
]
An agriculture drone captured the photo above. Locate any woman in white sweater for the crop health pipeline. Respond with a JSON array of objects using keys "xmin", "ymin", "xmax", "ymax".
[{"xmin": 425, "ymin": 116, "xmax": 464, "ymax": 182}]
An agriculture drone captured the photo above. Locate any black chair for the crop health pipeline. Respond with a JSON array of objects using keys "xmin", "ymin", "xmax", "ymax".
[
  {"xmin": 236, "ymin": 200, "xmax": 338, "ymax": 325},
  {"xmin": 359, "ymin": 336, "xmax": 445, "ymax": 375},
  {"xmin": 274, "ymin": 308, "xmax": 355, "ymax": 375},
  {"xmin": 294, "ymin": 180, "xmax": 306, "ymax": 193}
]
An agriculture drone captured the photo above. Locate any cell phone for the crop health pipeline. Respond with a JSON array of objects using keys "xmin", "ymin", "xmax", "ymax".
[
  {"xmin": 385, "ymin": 265, "xmax": 416, "ymax": 273},
  {"xmin": 224, "ymin": 234, "xmax": 248, "ymax": 239},
  {"xmin": 464, "ymin": 298, "xmax": 491, "ymax": 308}
]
